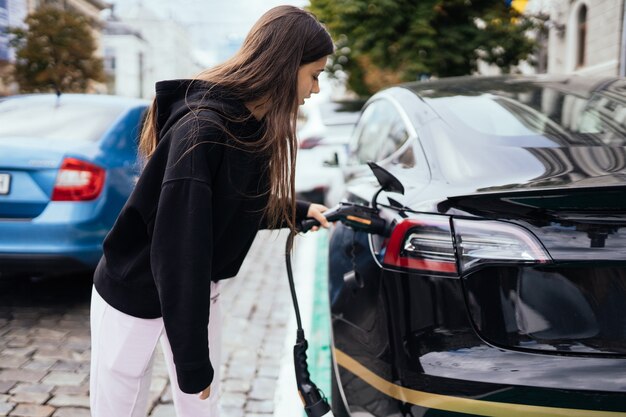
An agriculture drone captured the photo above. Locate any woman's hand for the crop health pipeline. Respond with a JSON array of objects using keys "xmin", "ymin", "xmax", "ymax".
[
  {"xmin": 307, "ymin": 203, "xmax": 330, "ymax": 231},
  {"xmin": 198, "ymin": 385, "xmax": 211, "ymax": 400}
]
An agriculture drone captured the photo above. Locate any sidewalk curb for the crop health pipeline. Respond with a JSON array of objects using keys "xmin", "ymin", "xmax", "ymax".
[{"xmin": 273, "ymin": 231, "xmax": 320, "ymax": 417}]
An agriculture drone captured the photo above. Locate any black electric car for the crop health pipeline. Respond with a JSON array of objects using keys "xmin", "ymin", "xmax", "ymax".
[{"xmin": 328, "ymin": 75, "xmax": 626, "ymax": 417}]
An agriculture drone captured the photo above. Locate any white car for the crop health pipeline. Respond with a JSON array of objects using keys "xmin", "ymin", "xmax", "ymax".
[{"xmin": 295, "ymin": 99, "xmax": 364, "ymax": 206}]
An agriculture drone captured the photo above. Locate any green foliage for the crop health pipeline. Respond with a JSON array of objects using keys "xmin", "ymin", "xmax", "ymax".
[
  {"xmin": 309, "ymin": 0, "xmax": 538, "ymax": 96},
  {"xmin": 9, "ymin": 6, "xmax": 105, "ymax": 93}
]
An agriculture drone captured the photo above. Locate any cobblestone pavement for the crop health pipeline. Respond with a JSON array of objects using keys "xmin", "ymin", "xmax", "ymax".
[{"xmin": 0, "ymin": 230, "xmax": 295, "ymax": 417}]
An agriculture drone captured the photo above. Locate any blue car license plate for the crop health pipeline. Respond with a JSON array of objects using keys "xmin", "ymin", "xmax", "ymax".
[{"xmin": 0, "ymin": 173, "xmax": 10, "ymax": 195}]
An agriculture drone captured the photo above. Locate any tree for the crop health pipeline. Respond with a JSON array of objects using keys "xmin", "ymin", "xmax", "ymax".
[
  {"xmin": 309, "ymin": 0, "xmax": 538, "ymax": 96},
  {"xmin": 9, "ymin": 6, "xmax": 105, "ymax": 93}
]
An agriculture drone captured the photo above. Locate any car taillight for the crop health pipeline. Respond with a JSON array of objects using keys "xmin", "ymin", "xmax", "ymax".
[
  {"xmin": 299, "ymin": 136, "xmax": 323, "ymax": 149},
  {"xmin": 383, "ymin": 216, "xmax": 458, "ymax": 274},
  {"xmin": 382, "ymin": 215, "xmax": 551, "ymax": 275},
  {"xmin": 51, "ymin": 157, "xmax": 105, "ymax": 201},
  {"xmin": 452, "ymin": 218, "xmax": 550, "ymax": 272}
]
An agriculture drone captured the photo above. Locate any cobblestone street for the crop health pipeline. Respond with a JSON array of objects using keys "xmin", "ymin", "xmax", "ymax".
[{"xmin": 0, "ymin": 230, "xmax": 297, "ymax": 417}]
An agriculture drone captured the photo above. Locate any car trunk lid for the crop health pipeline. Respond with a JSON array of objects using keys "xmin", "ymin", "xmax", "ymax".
[
  {"xmin": 443, "ymin": 185, "xmax": 626, "ymax": 261},
  {"xmin": 0, "ymin": 139, "xmax": 75, "ymax": 219},
  {"xmin": 442, "ymin": 186, "xmax": 626, "ymax": 357}
]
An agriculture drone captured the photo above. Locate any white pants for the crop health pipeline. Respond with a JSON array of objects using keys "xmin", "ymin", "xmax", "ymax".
[{"xmin": 90, "ymin": 283, "xmax": 221, "ymax": 417}]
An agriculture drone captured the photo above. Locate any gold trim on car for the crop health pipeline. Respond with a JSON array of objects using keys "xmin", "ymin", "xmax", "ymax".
[{"xmin": 334, "ymin": 348, "xmax": 624, "ymax": 417}]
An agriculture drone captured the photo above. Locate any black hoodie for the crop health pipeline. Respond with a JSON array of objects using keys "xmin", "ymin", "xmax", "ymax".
[{"xmin": 93, "ymin": 79, "xmax": 310, "ymax": 394}]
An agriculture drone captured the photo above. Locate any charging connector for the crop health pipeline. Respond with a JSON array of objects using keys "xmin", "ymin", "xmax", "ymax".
[
  {"xmin": 299, "ymin": 202, "xmax": 389, "ymax": 236},
  {"xmin": 294, "ymin": 329, "xmax": 332, "ymax": 417}
]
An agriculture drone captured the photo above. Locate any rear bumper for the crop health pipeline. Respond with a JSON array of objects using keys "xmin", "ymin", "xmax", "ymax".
[
  {"xmin": 0, "ymin": 253, "xmax": 95, "ymax": 276},
  {"xmin": 380, "ymin": 268, "xmax": 626, "ymax": 391},
  {"xmin": 0, "ymin": 214, "xmax": 107, "ymax": 275},
  {"xmin": 333, "ymin": 346, "xmax": 626, "ymax": 416}
]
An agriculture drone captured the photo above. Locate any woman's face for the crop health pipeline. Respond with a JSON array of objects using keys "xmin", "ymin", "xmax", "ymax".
[{"xmin": 297, "ymin": 56, "xmax": 328, "ymax": 105}]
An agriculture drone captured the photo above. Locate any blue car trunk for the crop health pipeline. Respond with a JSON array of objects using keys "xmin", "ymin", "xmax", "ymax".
[{"xmin": 0, "ymin": 138, "xmax": 72, "ymax": 219}]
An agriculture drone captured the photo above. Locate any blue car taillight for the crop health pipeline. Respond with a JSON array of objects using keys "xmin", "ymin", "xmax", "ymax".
[
  {"xmin": 51, "ymin": 157, "xmax": 106, "ymax": 202},
  {"xmin": 382, "ymin": 215, "xmax": 551, "ymax": 275}
]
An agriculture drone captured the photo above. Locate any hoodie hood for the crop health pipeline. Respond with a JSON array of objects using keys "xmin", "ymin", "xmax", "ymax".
[{"xmin": 154, "ymin": 79, "xmax": 260, "ymax": 139}]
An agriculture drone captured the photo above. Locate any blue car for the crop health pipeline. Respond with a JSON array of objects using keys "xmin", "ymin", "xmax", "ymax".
[{"xmin": 0, "ymin": 94, "xmax": 149, "ymax": 278}]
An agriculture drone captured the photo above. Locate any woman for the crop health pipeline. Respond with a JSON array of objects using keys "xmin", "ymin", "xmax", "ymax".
[{"xmin": 89, "ymin": 5, "xmax": 333, "ymax": 417}]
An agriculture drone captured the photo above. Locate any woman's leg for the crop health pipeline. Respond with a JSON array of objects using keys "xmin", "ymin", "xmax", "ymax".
[
  {"xmin": 90, "ymin": 287, "xmax": 163, "ymax": 417},
  {"xmin": 161, "ymin": 281, "xmax": 222, "ymax": 417}
]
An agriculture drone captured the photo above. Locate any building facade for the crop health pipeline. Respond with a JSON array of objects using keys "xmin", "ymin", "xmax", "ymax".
[
  {"xmin": 0, "ymin": 0, "xmax": 29, "ymax": 95},
  {"xmin": 103, "ymin": 4, "xmax": 204, "ymax": 99},
  {"xmin": 102, "ymin": 15, "xmax": 147, "ymax": 98},
  {"xmin": 0, "ymin": 0, "xmax": 9, "ymax": 62},
  {"xmin": 544, "ymin": 0, "xmax": 625, "ymax": 76},
  {"xmin": 478, "ymin": 0, "xmax": 625, "ymax": 77},
  {"xmin": 0, "ymin": 0, "xmax": 29, "ymax": 62}
]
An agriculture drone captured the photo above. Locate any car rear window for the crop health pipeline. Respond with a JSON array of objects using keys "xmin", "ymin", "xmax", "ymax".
[
  {"xmin": 0, "ymin": 97, "xmax": 128, "ymax": 143},
  {"xmin": 427, "ymin": 85, "xmax": 626, "ymax": 147}
]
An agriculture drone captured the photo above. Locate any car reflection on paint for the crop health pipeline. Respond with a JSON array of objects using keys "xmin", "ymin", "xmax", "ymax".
[
  {"xmin": 328, "ymin": 75, "xmax": 626, "ymax": 417},
  {"xmin": 0, "ymin": 94, "xmax": 148, "ymax": 278}
]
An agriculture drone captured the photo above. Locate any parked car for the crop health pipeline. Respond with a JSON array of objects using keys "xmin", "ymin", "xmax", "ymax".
[
  {"xmin": 0, "ymin": 94, "xmax": 148, "ymax": 278},
  {"xmin": 328, "ymin": 75, "xmax": 626, "ymax": 416},
  {"xmin": 296, "ymin": 99, "xmax": 364, "ymax": 206}
]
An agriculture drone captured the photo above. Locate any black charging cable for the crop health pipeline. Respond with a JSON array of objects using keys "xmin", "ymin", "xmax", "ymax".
[
  {"xmin": 286, "ymin": 203, "xmax": 389, "ymax": 417},
  {"xmin": 285, "ymin": 230, "xmax": 332, "ymax": 417}
]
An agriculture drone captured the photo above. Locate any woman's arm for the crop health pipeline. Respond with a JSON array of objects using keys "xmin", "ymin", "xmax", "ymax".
[
  {"xmin": 151, "ymin": 178, "xmax": 216, "ymax": 394},
  {"xmin": 150, "ymin": 112, "xmax": 226, "ymax": 395}
]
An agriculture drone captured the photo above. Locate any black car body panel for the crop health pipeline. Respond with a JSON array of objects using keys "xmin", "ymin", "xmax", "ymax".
[{"xmin": 329, "ymin": 75, "xmax": 626, "ymax": 416}]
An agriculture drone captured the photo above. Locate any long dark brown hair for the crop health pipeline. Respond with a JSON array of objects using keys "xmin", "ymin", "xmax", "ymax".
[{"xmin": 138, "ymin": 6, "xmax": 333, "ymax": 231}]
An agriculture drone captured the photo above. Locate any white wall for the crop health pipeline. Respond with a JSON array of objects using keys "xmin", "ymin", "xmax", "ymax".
[
  {"xmin": 102, "ymin": 33, "xmax": 146, "ymax": 98},
  {"xmin": 100, "ymin": 3, "xmax": 208, "ymax": 99},
  {"xmin": 111, "ymin": 4, "xmax": 204, "ymax": 98}
]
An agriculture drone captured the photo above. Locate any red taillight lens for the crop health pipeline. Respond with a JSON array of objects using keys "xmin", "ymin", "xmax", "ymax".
[
  {"xmin": 51, "ymin": 158, "xmax": 106, "ymax": 201},
  {"xmin": 299, "ymin": 136, "xmax": 323, "ymax": 149},
  {"xmin": 383, "ymin": 216, "xmax": 458, "ymax": 274},
  {"xmin": 381, "ymin": 214, "xmax": 552, "ymax": 275}
]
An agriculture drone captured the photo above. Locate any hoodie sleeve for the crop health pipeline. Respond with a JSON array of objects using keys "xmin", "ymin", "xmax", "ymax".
[
  {"xmin": 150, "ymin": 113, "xmax": 225, "ymax": 394},
  {"xmin": 258, "ymin": 200, "xmax": 311, "ymax": 230},
  {"xmin": 296, "ymin": 200, "xmax": 312, "ymax": 223}
]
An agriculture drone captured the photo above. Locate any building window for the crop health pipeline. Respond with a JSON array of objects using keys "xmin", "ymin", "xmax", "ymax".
[
  {"xmin": 0, "ymin": 1, "xmax": 8, "ymax": 62},
  {"xmin": 138, "ymin": 52, "xmax": 144, "ymax": 98},
  {"xmin": 576, "ymin": 5, "xmax": 587, "ymax": 68},
  {"xmin": 104, "ymin": 48, "xmax": 116, "ymax": 72}
]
